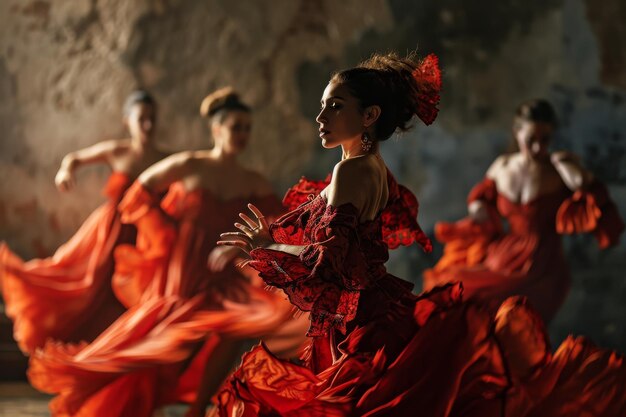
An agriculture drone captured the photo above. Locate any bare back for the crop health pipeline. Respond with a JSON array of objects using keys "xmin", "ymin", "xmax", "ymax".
[{"xmin": 323, "ymin": 154, "xmax": 389, "ymax": 222}]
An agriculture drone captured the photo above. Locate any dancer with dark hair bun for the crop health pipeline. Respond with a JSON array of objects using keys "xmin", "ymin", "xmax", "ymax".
[
  {"xmin": 424, "ymin": 98, "xmax": 624, "ymax": 324},
  {"xmin": 215, "ymin": 52, "xmax": 506, "ymax": 416},
  {"xmin": 216, "ymin": 56, "xmax": 626, "ymax": 417},
  {"xmin": 27, "ymin": 87, "xmax": 308, "ymax": 417},
  {"xmin": 0, "ymin": 90, "xmax": 167, "ymax": 353}
]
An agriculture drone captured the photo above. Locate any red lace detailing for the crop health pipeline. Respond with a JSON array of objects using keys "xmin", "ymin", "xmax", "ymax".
[
  {"xmin": 412, "ymin": 53, "xmax": 442, "ymax": 126},
  {"xmin": 250, "ymin": 202, "xmax": 383, "ymax": 337},
  {"xmin": 277, "ymin": 172, "xmax": 432, "ymax": 251},
  {"xmin": 282, "ymin": 175, "xmax": 331, "ymax": 212},
  {"xmin": 382, "ymin": 181, "xmax": 432, "ymax": 252},
  {"xmin": 248, "ymin": 172, "xmax": 431, "ymax": 336}
]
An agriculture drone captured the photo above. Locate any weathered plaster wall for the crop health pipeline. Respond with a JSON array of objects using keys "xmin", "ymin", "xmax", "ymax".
[{"xmin": 1, "ymin": 0, "xmax": 625, "ymax": 350}]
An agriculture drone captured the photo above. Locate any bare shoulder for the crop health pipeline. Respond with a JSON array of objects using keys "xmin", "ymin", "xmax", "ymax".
[
  {"xmin": 334, "ymin": 155, "xmax": 380, "ymax": 183},
  {"xmin": 486, "ymin": 153, "xmax": 515, "ymax": 179},
  {"xmin": 550, "ymin": 150, "xmax": 591, "ymax": 190},
  {"xmin": 328, "ymin": 156, "xmax": 381, "ymax": 207},
  {"xmin": 551, "ymin": 150, "xmax": 582, "ymax": 165}
]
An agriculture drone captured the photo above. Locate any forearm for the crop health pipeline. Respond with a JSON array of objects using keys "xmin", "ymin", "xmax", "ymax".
[
  {"xmin": 59, "ymin": 153, "xmax": 80, "ymax": 173},
  {"xmin": 265, "ymin": 243, "xmax": 306, "ymax": 256}
]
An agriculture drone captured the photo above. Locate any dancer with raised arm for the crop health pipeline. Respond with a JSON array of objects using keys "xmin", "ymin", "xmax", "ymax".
[
  {"xmin": 28, "ymin": 88, "xmax": 307, "ymax": 417},
  {"xmin": 0, "ymin": 90, "xmax": 167, "ymax": 353}
]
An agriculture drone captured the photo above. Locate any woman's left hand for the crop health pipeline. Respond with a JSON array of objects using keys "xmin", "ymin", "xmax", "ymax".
[{"xmin": 217, "ymin": 204, "xmax": 273, "ymax": 255}]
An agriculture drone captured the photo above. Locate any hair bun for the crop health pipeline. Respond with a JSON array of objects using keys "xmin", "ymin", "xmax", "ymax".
[{"xmin": 200, "ymin": 87, "xmax": 249, "ymax": 118}]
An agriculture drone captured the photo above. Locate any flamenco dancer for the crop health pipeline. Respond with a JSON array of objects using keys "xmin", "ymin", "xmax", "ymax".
[
  {"xmin": 216, "ymin": 54, "xmax": 626, "ymax": 416},
  {"xmin": 423, "ymin": 99, "xmax": 624, "ymax": 323},
  {"xmin": 0, "ymin": 90, "xmax": 167, "ymax": 353},
  {"xmin": 27, "ymin": 87, "xmax": 308, "ymax": 417}
]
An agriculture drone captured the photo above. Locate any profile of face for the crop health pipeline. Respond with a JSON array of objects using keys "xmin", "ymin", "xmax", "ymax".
[
  {"xmin": 211, "ymin": 110, "xmax": 252, "ymax": 155},
  {"xmin": 514, "ymin": 120, "xmax": 553, "ymax": 160},
  {"xmin": 125, "ymin": 103, "xmax": 156, "ymax": 143},
  {"xmin": 316, "ymin": 82, "xmax": 368, "ymax": 149}
]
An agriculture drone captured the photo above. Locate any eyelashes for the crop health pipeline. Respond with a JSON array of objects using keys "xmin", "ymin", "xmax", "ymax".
[{"xmin": 320, "ymin": 102, "xmax": 341, "ymax": 110}]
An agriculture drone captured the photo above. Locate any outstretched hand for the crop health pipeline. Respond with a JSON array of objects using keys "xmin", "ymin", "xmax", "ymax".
[{"xmin": 217, "ymin": 204, "xmax": 273, "ymax": 255}]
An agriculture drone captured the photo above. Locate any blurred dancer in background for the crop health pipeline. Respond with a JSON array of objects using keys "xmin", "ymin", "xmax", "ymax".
[
  {"xmin": 424, "ymin": 99, "xmax": 624, "ymax": 323},
  {"xmin": 28, "ymin": 88, "xmax": 308, "ymax": 417},
  {"xmin": 0, "ymin": 90, "xmax": 167, "ymax": 353}
]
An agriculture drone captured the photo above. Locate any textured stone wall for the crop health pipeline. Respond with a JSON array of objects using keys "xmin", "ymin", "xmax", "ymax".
[{"xmin": 1, "ymin": 0, "xmax": 625, "ymax": 350}]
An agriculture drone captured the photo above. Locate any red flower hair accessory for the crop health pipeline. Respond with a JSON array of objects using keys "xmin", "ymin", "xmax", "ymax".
[{"xmin": 412, "ymin": 53, "xmax": 442, "ymax": 125}]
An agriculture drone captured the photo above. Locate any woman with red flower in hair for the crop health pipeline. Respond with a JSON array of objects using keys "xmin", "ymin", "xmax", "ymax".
[
  {"xmin": 215, "ymin": 52, "xmax": 510, "ymax": 416},
  {"xmin": 215, "ymin": 54, "xmax": 626, "ymax": 417}
]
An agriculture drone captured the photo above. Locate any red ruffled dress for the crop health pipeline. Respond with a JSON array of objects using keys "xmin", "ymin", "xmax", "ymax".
[
  {"xmin": 494, "ymin": 296, "xmax": 626, "ymax": 417},
  {"xmin": 423, "ymin": 178, "xmax": 624, "ymax": 323},
  {"xmin": 215, "ymin": 173, "xmax": 513, "ymax": 417},
  {"xmin": 0, "ymin": 172, "xmax": 133, "ymax": 353},
  {"xmin": 27, "ymin": 181, "xmax": 308, "ymax": 417}
]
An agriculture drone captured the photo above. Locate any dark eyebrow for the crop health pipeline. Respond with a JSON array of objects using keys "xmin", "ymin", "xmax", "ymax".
[{"xmin": 321, "ymin": 95, "xmax": 345, "ymax": 104}]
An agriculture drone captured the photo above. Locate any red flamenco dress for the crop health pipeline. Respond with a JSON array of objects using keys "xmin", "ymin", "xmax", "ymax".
[
  {"xmin": 0, "ymin": 172, "xmax": 133, "ymax": 353},
  {"xmin": 28, "ymin": 181, "xmax": 307, "ymax": 417},
  {"xmin": 423, "ymin": 178, "xmax": 624, "ymax": 323},
  {"xmin": 215, "ymin": 173, "xmax": 514, "ymax": 417}
]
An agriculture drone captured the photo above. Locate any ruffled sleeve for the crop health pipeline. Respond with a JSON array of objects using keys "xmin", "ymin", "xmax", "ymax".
[
  {"xmin": 247, "ymin": 173, "xmax": 431, "ymax": 337},
  {"xmin": 468, "ymin": 177, "xmax": 498, "ymax": 206},
  {"xmin": 248, "ymin": 202, "xmax": 376, "ymax": 337},
  {"xmin": 556, "ymin": 180, "xmax": 625, "ymax": 248},
  {"xmin": 382, "ymin": 177, "xmax": 432, "ymax": 251},
  {"xmin": 429, "ymin": 178, "xmax": 502, "ymax": 272},
  {"xmin": 281, "ymin": 175, "xmax": 331, "ymax": 212}
]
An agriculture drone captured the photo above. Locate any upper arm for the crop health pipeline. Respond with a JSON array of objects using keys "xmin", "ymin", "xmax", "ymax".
[
  {"xmin": 138, "ymin": 151, "xmax": 195, "ymax": 192},
  {"xmin": 326, "ymin": 160, "xmax": 374, "ymax": 214},
  {"xmin": 551, "ymin": 151, "xmax": 592, "ymax": 191},
  {"xmin": 63, "ymin": 140, "xmax": 121, "ymax": 167}
]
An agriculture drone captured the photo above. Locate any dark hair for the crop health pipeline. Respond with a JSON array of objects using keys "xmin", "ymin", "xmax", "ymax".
[
  {"xmin": 123, "ymin": 90, "xmax": 156, "ymax": 117},
  {"xmin": 514, "ymin": 99, "xmax": 557, "ymax": 127},
  {"xmin": 200, "ymin": 87, "xmax": 250, "ymax": 123},
  {"xmin": 330, "ymin": 51, "xmax": 441, "ymax": 141},
  {"xmin": 506, "ymin": 99, "xmax": 557, "ymax": 153}
]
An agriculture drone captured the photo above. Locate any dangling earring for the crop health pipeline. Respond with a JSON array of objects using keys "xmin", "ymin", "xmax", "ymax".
[{"xmin": 361, "ymin": 131, "xmax": 372, "ymax": 152}]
